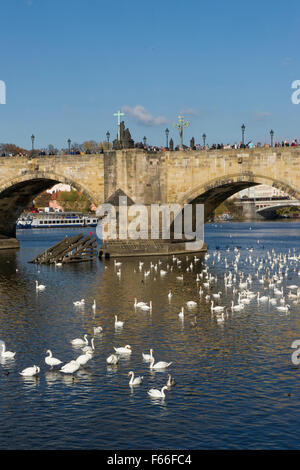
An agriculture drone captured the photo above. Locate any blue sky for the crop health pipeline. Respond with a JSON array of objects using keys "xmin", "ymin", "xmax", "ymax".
[{"xmin": 0, "ymin": 0, "xmax": 300, "ymax": 149}]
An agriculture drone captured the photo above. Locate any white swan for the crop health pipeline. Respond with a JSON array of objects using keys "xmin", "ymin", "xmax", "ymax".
[
  {"xmin": 168, "ymin": 290, "xmax": 173, "ymax": 299},
  {"xmin": 106, "ymin": 354, "xmax": 119, "ymax": 364},
  {"xmin": 231, "ymin": 300, "xmax": 244, "ymax": 312},
  {"xmin": 114, "ymin": 344, "xmax": 132, "ymax": 355},
  {"xmin": 0, "ymin": 343, "xmax": 16, "ymax": 359},
  {"xmin": 211, "ymin": 300, "xmax": 225, "ymax": 312},
  {"xmin": 140, "ymin": 301, "xmax": 152, "ymax": 311},
  {"xmin": 166, "ymin": 374, "xmax": 176, "ymax": 388},
  {"xmin": 142, "ymin": 348, "xmax": 154, "ymax": 361},
  {"xmin": 70, "ymin": 334, "xmax": 88, "ymax": 346},
  {"xmin": 20, "ymin": 365, "xmax": 40, "ymax": 377},
  {"xmin": 128, "ymin": 371, "xmax": 143, "ymax": 386},
  {"xmin": 277, "ymin": 304, "xmax": 290, "ymax": 312},
  {"xmin": 149, "ymin": 356, "xmax": 172, "ymax": 370},
  {"xmin": 45, "ymin": 349, "xmax": 62, "ymax": 368},
  {"xmin": 115, "ymin": 315, "xmax": 124, "ymax": 328},
  {"xmin": 178, "ymin": 307, "xmax": 184, "ymax": 319},
  {"xmin": 148, "ymin": 385, "xmax": 168, "ymax": 398},
  {"xmin": 134, "ymin": 298, "xmax": 147, "ymax": 308},
  {"xmin": 186, "ymin": 301, "xmax": 197, "ymax": 308},
  {"xmin": 92, "ymin": 299, "xmax": 96, "ymax": 310},
  {"xmin": 94, "ymin": 326, "xmax": 103, "ymax": 334},
  {"xmin": 35, "ymin": 280, "xmax": 46, "ymax": 291},
  {"xmin": 82, "ymin": 337, "xmax": 95, "ymax": 353},
  {"xmin": 75, "ymin": 352, "xmax": 93, "ymax": 366},
  {"xmin": 73, "ymin": 299, "xmax": 85, "ymax": 306},
  {"xmin": 60, "ymin": 360, "xmax": 80, "ymax": 374}
]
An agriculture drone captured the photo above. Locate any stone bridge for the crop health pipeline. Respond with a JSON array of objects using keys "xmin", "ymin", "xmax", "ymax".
[{"xmin": 0, "ymin": 147, "xmax": 299, "ymax": 254}]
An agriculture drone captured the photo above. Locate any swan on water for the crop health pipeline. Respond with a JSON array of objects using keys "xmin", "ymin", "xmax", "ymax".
[
  {"xmin": 277, "ymin": 304, "xmax": 290, "ymax": 312},
  {"xmin": 211, "ymin": 300, "xmax": 225, "ymax": 312},
  {"xmin": 186, "ymin": 301, "xmax": 197, "ymax": 308},
  {"xmin": 92, "ymin": 300, "xmax": 96, "ymax": 310},
  {"xmin": 82, "ymin": 337, "xmax": 95, "ymax": 353},
  {"xmin": 60, "ymin": 360, "xmax": 80, "ymax": 374},
  {"xmin": 20, "ymin": 365, "xmax": 40, "ymax": 377},
  {"xmin": 168, "ymin": 290, "xmax": 173, "ymax": 299},
  {"xmin": 128, "ymin": 371, "xmax": 143, "ymax": 386},
  {"xmin": 0, "ymin": 343, "xmax": 16, "ymax": 359},
  {"xmin": 75, "ymin": 352, "xmax": 93, "ymax": 366},
  {"xmin": 70, "ymin": 334, "xmax": 88, "ymax": 346},
  {"xmin": 166, "ymin": 374, "xmax": 176, "ymax": 388},
  {"xmin": 114, "ymin": 345, "xmax": 132, "ymax": 355},
  {"xmin": 178, "ymin": 307, "xmax": 184, "ymax": 319},
  {"xmin": 148, "ymin": 385, "xmax": 168, "ymax": 398},
  {"xmin": 45, "ymin": 349, "xmax": 62, "ymax": 368},
  {"xmin": 94, "ymin": 326, "xmax": 103, "ymax": 334},
  {"xmin": 231, "ymin": 300, "xmax": 244, "ymax": 312},
  {"xmin": 35, "ymin": 280, "xmax": 46, "ymax": 291},
  {"xmin": 134, "ymin": 298, "xmax": 147, "ymax": 308},
  {"xmin": 149, "ymin": 356, "xmax": 172, "ymax": 370},
  {"xmin": 142, "ymin": 348, "xmax": 154, "ymax": 361},
  {"xmin": 73, "ymin": 299, "xmax": 85, "ymax": 306},
  {"xmin": 140, "ymin": 301, "xmax": 152, "ymax": 311},
  {"xmin": 115, "ymin": 315, "xmax": 124, "ymax": 328},
  {"xmin": 106, "ymin": 354, "xmax": 119, "ymax": 364}
]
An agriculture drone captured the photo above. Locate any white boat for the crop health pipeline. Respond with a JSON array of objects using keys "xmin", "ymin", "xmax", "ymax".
[{"xmin": 17, "ymin": 212, "xmax": 98, "ymax": 229}]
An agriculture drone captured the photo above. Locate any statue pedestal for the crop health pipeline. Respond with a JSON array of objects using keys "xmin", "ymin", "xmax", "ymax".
[{"xmin": 99, "ymin": 239, "xmax": 207, "ymax": 258}]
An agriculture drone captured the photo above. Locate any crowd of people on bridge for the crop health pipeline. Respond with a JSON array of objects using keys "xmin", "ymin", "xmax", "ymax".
[{"xmin": 0, "ymin": 138, "xmax": 299, "ymax": 157}]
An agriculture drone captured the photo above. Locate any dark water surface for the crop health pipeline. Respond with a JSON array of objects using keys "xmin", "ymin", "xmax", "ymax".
[{"xmin": 0, "ymin": 221, "xmax": 300, "ymax": 449}]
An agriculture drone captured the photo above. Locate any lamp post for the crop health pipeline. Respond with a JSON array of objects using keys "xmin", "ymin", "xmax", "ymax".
[
  {"xmin": 270, "ymin": 129, "xmax": 274, "ymax": 147},
  {"xmin": 241, "ymin": 124, "xmax": 245, "ymax": 147},
  {"xmin": 165, "ymin": 128, "xmax": 169, "ymax": 149},
  {"xmin": 202, "ymin": 133, "xmax": 206, "ymax": 147},
  {"xmin": 31, "ymin": 134, "xmax": 35, "ymax": 156},
  {"xmin": 143, "ymin": 136, "xmax": 147, "ymax": 147},
  {"xmin": 174, "ymin": 115, "xmax": 190, "ymax": 150},
  {"xmin": 67, "ymin": 138, "xmax": 71, "ymax": 154},
  {"xmin": 106, "ymin": 131, "xmax": 110, "ymax": 143}
]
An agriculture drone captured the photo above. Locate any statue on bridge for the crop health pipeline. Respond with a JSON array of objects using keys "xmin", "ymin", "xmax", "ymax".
[{"xmin": 113, "ymin": 121, "xmax": 134, "ymax": 150}]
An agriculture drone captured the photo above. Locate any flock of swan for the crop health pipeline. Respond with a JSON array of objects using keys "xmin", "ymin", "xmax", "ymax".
[
  {"xmin": 0, "ymin": 288, "xmax": 175, "ymax": 399},
  {"xmin": 1, "ymin": 243, "xmax": 300, "ymax": 401}
]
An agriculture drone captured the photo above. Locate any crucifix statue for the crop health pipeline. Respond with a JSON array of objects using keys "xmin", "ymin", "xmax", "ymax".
[
  {"xmin": 113, "ymin": 109, "xmax": 125, "ymax": 141},
  {"xmin": 174, "ymin": 115, "xmax": 190, "ymax": 149}
]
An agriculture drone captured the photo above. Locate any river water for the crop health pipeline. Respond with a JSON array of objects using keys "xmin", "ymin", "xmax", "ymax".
[{"xmin": 0, "ymin": 221, "xmax": 300, "ymax": 449}]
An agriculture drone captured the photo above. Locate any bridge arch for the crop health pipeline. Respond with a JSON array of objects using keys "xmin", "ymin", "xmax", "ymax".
[
  {"xmin": 0, "ymin": 171, "xmax": 98, "ymax": 238},
  {"xmin": 177, "ymin": 174, "xmax": 300, "ymax": 221}
]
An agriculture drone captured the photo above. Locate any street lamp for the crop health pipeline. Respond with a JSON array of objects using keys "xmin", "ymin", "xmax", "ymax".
[
  {"xmin": 241, "ymin": 124, "xmax": 245, "ymax": 147},
  {"xmin": 67, "ymin": 138, "xmax": 71, "ymax": 154},
  {"xmin": 165, "ymin": 128, "xmax": 169, "ymax": 149},
  {"xmin": 143, "ymin": 136, "xmax": 147, "ymax": 147},
  {"xmin": 202, "ymin": 133, "xmax": 206, "ymax": 147},
  {"xmin": 31, "ymin": 134, "xmax": 35, "ymax": 155},
  {"xmin": 270, "ymin": 129, "xmax": 274, "ymax": 147},
  {"xmin": 106, "ymin": 131, "xmax": 110, "ymax": 143}
]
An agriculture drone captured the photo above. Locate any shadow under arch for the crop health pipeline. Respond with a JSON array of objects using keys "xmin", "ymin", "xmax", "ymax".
[
  {"xmin": 169, "ymin": 175, "xmax": 300, "ymax": 237},
  {"xmin": 178, "ymin": 174, "xmax": 300, "ymax": 222},
  {"xmin": 0, "ymin": 172, "xmax": 97, "ymax": 238}
]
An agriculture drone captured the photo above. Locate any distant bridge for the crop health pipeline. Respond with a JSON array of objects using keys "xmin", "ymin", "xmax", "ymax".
[
  {"xmin": 256, "ymin": 201, "xmax": 300, "ymax": 218},
  {"xmin": 236, "ymin": 198, "xmax": 300, "ymax": 219}
]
